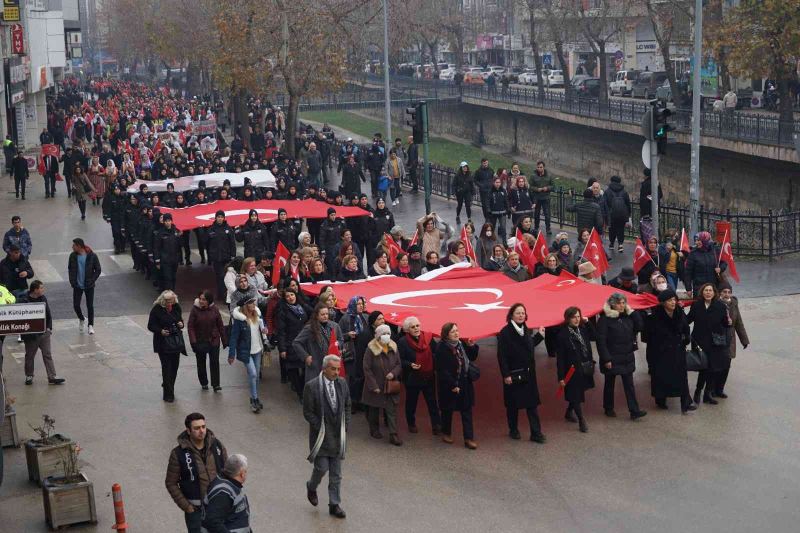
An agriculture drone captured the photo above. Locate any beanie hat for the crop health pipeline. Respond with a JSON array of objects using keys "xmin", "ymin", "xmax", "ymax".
[
  {"xmin": 583, "ymin": 188, "xmax": 594, "ymax": 199},
  {"xmin": 658, "ymin": 289, "xmax": 677, "ymax": 303},
  {"xmin": 215, "ymin": 210, "xmax": 225, "ymax": 218}
]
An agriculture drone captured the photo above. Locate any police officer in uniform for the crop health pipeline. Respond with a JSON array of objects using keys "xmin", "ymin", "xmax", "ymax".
[
  {"xmin": 154, "ymin": 213, "xmax": 182, "ymax": 291},
  {"xmin": 166, "ymin": 412, "xmax": 228, "ymax": 533},
  {"xmin": 103, "ymin": 185, "xmax": 128, "ymax": 254},
  {"xmin": 235, "ymin": 209, "xmax": 271, "ymax": 262},
  {"xmin": 202, "ymin": 210, "xmax": 236, "ymax": 301},
  {"xmin": 202, "ymin": 454, "xmax": 252, "ymax": 533}
]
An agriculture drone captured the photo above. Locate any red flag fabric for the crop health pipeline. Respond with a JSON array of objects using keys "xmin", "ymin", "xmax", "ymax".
[
  {"xmin": 153, "ymin": 138, "xmax": 163, "ymax": 155},
  {"xmin": 460, "ymin": 226, "xmax": 477, "ymax": 263},
  {"xmin": 580, "ymin": 228, "xmax": 609, "ymax": 278},
  {"xmin": 299, "ymin": 268, "xmax": 657, "ymax": 340},
  {"xmin": 327, "ymin": 328, "xmax": 345, "ymax": 377},
  {"xmin": 680, "ymin": 228, "xmax": 691, "ymax": 254},
  {"xmin": 556, "ymin": 366, "xmax": 576, "ymax": 397},
  {"xmin": 160, "ymin": 199, "xmax": 370, "ymax": 231},
  {"xmin": 514, "ymin": 228, "xmax": 536, "ymax": 275},
  {"xmin": 531, "ymin": 231, "xmax": 549, "ymax": 266},
  {"xmin": 408, "ymin": 229, "xmax": 419, "ymax": 249},
  {"xmin": 41, "ymin": 144, "xmax": 60, "ymax": 158},
  {"xmin": 632, "ymin": 238, "xmax": 652, "ymax": 275},
  {"xmin": 384, "ymin": 233, "xmax": 404, "ymax": 269},
  {"xmin": 272, "ymin": 241, "xmax": 291, "ymax": 288},
  {"xmin": 718, "ymin": 230, "xmax": 740, "ymax": 283}
]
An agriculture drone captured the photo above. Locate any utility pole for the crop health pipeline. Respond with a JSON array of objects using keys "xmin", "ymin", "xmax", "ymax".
[
  {"xmin": 421, "ymin": 101, "xmax": 431, "ymax": 214},
  {"xmin": 381, "ymin": 0, "xmax": 392, "ymax": 142},
  {"xmin": 650, "ymin": 135, "xmax": 660, "ymax": 237},
  {"xmin": 689, "ymin": 0, "xmax": 703, "ymax": 235}
]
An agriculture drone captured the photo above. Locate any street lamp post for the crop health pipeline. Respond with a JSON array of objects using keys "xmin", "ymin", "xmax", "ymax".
[
  {"xmin": 382, "ymin": 0, "xmax": 392, "ymax": 142},
  {"xmin": 689, "ymin": 0, "xmax": 703, "ymax": 235}
]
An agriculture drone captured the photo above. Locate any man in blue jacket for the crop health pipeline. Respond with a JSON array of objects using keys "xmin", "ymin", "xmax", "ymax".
[{"xmin": 3, "ymin": 216, "xmax": 32, "ymax": 258}]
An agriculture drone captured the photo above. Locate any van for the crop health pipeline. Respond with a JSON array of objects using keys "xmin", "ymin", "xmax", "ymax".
[
  {"xmin": 632, "ymin": 71, "xmax": 668, "ymax": 99},
  {"xmin": 610, "ymin": 70, "xmax": 640, "ymax": 96}
]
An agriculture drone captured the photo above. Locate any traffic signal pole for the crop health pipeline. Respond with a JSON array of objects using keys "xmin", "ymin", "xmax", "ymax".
[
  {"xmin": 421, "ymin": 101, "xmax": 431, "ymax": 214},
  {"xmin": 689, "ymin": 0, "xmax": 703, "ymax": 236},
  {"xmin": 650, "ymin": 136, "xmax": 660, "ymax": 238}
]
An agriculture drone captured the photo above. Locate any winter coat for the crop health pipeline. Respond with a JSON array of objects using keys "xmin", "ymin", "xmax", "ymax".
[
  {"xmin": 686, "ymin": 246, "xmax": 727, "ymax": 294},
  {"xmin": 154, "ymin": 226, "xmax": 181, "ymax": 265},
  {"xmin": 567, "ymin": 199, "xmax": 604, "ymax": 234},
  {"xmin": 203, "ymin": 222, "xmax": 236, "ymax": 264},
  {"xmin": 0, "ymin": 255, "xmax": 33, "ymax": 292},
  {"xmin": 361, "ymin": 339, "xmax": 402, "ymax": 409},
  {"xmin": 397, "ymin": 333, "xmax": 438, "ymax": 388},
  {"xmin": 596, "ymin": 303, "xmax": 643, "ymax": 375},
  {"xmin": 165, "ymin": 429, "xmax": 228, "ymax": 513},
  {"xmin": 227, "ymin": 307, "xmax": 264, "ymax": 364},
  {"xmin": 319, "ymin": 218, "xmax": 347, "ymax": 257},
  {"xmin": 341, "ymin": 163, "xmax": 366, "ymax": 198},
  {"xmin": 370, "ymin": 209, "xmax": 395, "ymax": 244},
  {"xmin": 509, "ymin": 187, "xmax": 534, "ymax": 214},
  {"xmin": 293, "ymin": 321, "xmax": 344, "ymax": 381},
  {"xmin": 722, "ymin": 296, "xmax": 749, "ymax": 358},
  {"xmin": 528, "ymin": 171, "xmax": 554, "ymax": 201},
  {"xmin": 502, "ymin": 264, "xmax": 532, "ymax": 282},
  {"xmin": 18, "ymin": 293, "xmax": 52, "ymax": 339},
  {"xmin": 496, "ymin": 323, "xmax": 543, "ymax": 409},
  {"xmin": 474, "ymin": 166, "xmax": 495, "ymax": 193},
  {"xmin": 72, "ymin": 172, "xmax": 96, "ymax": 202},
  {"xmin": 276, "ymin": 300, "xmax": 312, "ymax": 369},
  {"xmin": 687, "ymin": 299, "xmax": 731, "ymax": 372},
  {"xmin": 303, "ymin": 374, "xmax": 351, "ymax": 458},
  {"xmin": 67, "ymin": 251, "xmax": 102, "ymax": 289},
  {"xmin": 435, "ymin": 341, "xmax": 479, "ymax": 411},
  {"xmin": 147, "ymin": 303, "xmax": 186, "ymax": 355},
  {"xmin": 603, "ymin": 182, "xmax": 631, "ymax": 223},
  {"xmin": 187, "ymin": 300, "xmax": 226, "ymax": 348},
  {"xmin": 555, "ymin": 324, "xmax": 596, "ymax": 404},
  {"xmin": 235, "ymin": 220, "xmax": 271, "ymax": 261},
  {"xmin": 645, "ymin": 306, "xmax": 690, "ymax": 399},
  {"xmin": 270, "ymin": 220, "xmax": 298, "ymax": 251},
  {"xmin": 3, "ymin": 227, "xmax": 32, "ymax": 257},
  {"xmin": 488, "ymin": 186, "xmax": 509, "ymax": 215},
  {"xmin": 453, "ymin": 169, "xmax": 474, "ymax": 196}
]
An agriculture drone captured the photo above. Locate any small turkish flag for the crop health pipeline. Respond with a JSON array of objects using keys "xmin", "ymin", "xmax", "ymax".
[
  {"xmin": 515, "ymin": 228, "xmax": 536, "ymax": 275},
  {"xmin": 679, "ymin": 228, "xmax": 691, "ymax": 254},
  {"xmin": 327, "ymin": 327, "xmax": 345, "ymax": 377},
  {"xmin": 531, "ymin": 231, "xmax": 549, "ymax": 266},
  {"xmin": 718, "ymin": 230, "xmax": 740, "ymax": 283},
  {"xmin": 580, "ymin": 228, "xmax": 609, "ymax": 279},
  {"xmin": 632, "ymin": 238, "xmax": 652, "ymax": 275},
  {"xmin": 407, "ymin": 229, "xmax": 419, "ymax": 249},
  {"xmin": 384, "ymin": 233, "xmax": 403, "ymax": 270},
  {"xmin": 460, "ymin": 226, "xmax": 477, "ymax": 263},
  {"xmin": 272, "ymin": 241, "xmax": 291, "ymax": 288}
]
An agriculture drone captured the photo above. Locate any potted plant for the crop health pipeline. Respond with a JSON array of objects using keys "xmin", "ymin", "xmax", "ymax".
[
  {"xmin": 25, "ymin": 415, "xmax": 73, "ymax": 485},
  {"xmin": 42, "ymin": 442, "xmax": 97, "ymax": 529}
]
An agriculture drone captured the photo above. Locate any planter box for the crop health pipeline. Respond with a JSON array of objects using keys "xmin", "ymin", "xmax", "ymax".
[
  {"xmin": 25, "ymin": 434, "xmax": 73, "ymax": 485},
  {"xmin": 42, "ymin": 473, "xmax": 97, "ymax": 529},
  {"xmin": 1, "ymin": 407, "xmax": 20, "ymax": 447}
]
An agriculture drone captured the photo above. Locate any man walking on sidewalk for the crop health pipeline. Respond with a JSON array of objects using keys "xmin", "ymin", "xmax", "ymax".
[{"xmin": 67, "ymin": 238, "xmax": 102, "ymax": 335}]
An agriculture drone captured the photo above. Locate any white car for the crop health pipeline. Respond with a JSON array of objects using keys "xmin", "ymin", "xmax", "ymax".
[
  {"xmin": 518, "ymin": 69, "xmax": 538, "ymax": 85},
  {"xmin": 482, "ymin": 66, "xmax": 505, "ymax": 80},
  {"xmin": 439, "ymin": 64, "xmax": 457, "ymax": 81},
  {"xmin": 546, "ymin": 69, "xmax": 564, "ymax": 87}
]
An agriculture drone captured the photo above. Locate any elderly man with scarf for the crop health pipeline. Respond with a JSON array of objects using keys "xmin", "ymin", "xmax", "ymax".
[
  {"xmin": 303, "ymin": 355, "xmax": 351, "ymax": 520},
  {"xmin": 397, "ymin": 316, "xmax": 442, "ymax": 435}
]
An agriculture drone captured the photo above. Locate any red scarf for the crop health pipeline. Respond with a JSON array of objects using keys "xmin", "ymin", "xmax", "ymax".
[{"xmin": 405, "ymin": 332, "xmax": 434, "ymax": 376}]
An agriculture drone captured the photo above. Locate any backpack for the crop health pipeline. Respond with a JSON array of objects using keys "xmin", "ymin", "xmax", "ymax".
[{"xmin": 609, "ymin": 191, "xmax": 629, "ymax": 221}]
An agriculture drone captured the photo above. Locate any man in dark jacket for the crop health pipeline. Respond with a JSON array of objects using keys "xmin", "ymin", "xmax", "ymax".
[
  {"xmin": 12, "ymin": 151, "xmax": 28, "ymax": 200},
  {"xmin": 3, "ymin": 215, "xmax": 32, "ymax": 258},
  {"xmin": 166, "ymin": 412, "xmax": 228, "ymax": 533},
  {"xmin": 202, "ymin": 454, "xmax": 251, "ymax": 533},
  {"xmin": 305, "ymin": 142, "xmax": 324, "ymax": 189},
  {"xmin": 154, "ymin": 214, "xmax": 182, "ymax": 291},
  {"xmin": 19, "ymin": 281, "xmax": 65, "ymax": 386},
  {"xmin": 604, "ymin": 176, "xmax": 631, "ymax": 253},
  {"xmin": 103, "ymin": 186, "xmax": 128, "ymax": 253},
  {"xmin": 487, "ymin": 177, "xmax": 510, "ymax": 243},
  {"xmin": 405, "ymin": 136, "xmax": 419, "ymax": 192},
  {"xmin": 364, "ymin": 143, "xmax": 385, "ymax": 197},
  {"xmin": 528, "ymin": 161, "xmax": 554, "ymax": 234},
  {"xmin": 567, "ymin": 189, "xmax": 604, "ymax": 236},
  {"xmin": 203, "ymin": 211, "xmax": 236, "ymax": 300},
  {"xmin": 60, "ymin": 146, "xmax": 82, "ymax": 198},
  {"xmin": 235, "ymin": 210, "xmax": 271, "ymax": 262},
  {"xmin": 304, "ymin": 355, "xmax": 350, "ymax": 519},
  {"xmin": 67, "ymin": 238, "xmax": 102, "ymax": 334},
  {"xmin": 474, "ymin": 158, "xmax": 495, "ymax": 221},
  {"xmin": 639, "ymin": 168, "xmax": 663, "ymax": 218},
  {"xmin": 0, "ymin": 245, "xmax": 34, "ymax": 294},
  {"xmin": 340, "ymin": 155, "xmax": 366, "ymax": 199},
  {"xmin": 41, "ymin": 151, "xmax": 59, "ymax": 198},
  {"xmin": 270, "ymin": 208, "xmax": 298, "ymax": 252},
  {"xmin": 319, "ymin": 208, "xmax": 347, "ymax": 271}
]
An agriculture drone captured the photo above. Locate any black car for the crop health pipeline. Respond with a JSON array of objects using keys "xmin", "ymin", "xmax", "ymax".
[{"xmin": 575, "ymin": 77, "xmax": 601, "ymax": 98}]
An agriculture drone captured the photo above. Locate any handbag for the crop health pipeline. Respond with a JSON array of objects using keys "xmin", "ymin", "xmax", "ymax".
[
  {"xmin": 467, "ymin": 361, "xmax": 481, "ymax": 382},
  {"xmin": 83, "ymin": 182, "xmax": 93, "ymax": 193},
  {"xmin": 686, "ymin": 348, "xmax": 708, "ymax": 372},
  {"xmin": 379, "ymin": 354, "xmax": 402, "ymax": 395},
  {"xmin": 509, "ymin": 367, "xmax": 529, "ymax": 384},
  {"xmin": 580, "ymin": 359, "xmax": 596, "ymax": 376},
  {"xmin": 712, "ymin": 332, "xmax": 727, "ymax": 347},
  {"xmin": 162, "ymin": 331, "xmax": 185, "ymax": 354}
]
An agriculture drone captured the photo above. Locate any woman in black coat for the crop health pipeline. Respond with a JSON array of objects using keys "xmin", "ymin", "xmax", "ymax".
[
  {"xmin": 646, "ymin": 289, "xmax": 696, "ymax": 413},
  {"xmin": 146, "ymin": 290, "xmax": 185, "ymax": 402},
  {"xmin": 435, "ymin": 322, "xmax": 480, "ymax": 449},
  {"xmin": 686, "ymin": 231, "xmax": 727, "ymax": 296},
  {"xmin": 496, "ymin": 304, "xmax": 546, "ymax": 443},
  {"xmin": 687, "ymin": 282, "xmax": 731, "ymax": 405},
  {"xmin": 596, "ymin": 293, "xmax": 647, "ymax": 420},
  {"xmin": 276, "ymin": 289, "xmax": 312, "ymax": 400},
  {"xmin": 555, "ymin": 307, "xmax": 595, "ymax": 433}
]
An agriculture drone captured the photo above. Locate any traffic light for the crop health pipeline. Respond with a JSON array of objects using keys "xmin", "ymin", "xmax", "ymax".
[
  {"xmin": 653, "ymin": 104, "xmax": 673, "ymax": 154},
  {"xmin": 640, "ymin": 106, "xmax": 654, "ymax": 141},
  {"xmin": 406, "ymin": 104, "xmax": 424, "ymax": 144}
]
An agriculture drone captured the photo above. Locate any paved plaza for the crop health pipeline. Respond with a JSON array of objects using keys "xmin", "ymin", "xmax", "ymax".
[{"xmin": 1, "ymin": 165, "xmax": 800, "ymax": 532}]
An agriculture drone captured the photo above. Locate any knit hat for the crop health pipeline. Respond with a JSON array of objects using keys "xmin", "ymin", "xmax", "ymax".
[
  {"xmin": 215, "ymin": 210, "xmax": 225, "ymax": 218},
  {"xmin": 717, "ymin": 280, "xmax": 732, "ymax": 292},
  {"xmin": 162, "ymin": 213, "xmax": 173, "ymax": 221},
  {"xmin": 368, "ymin": 310, "xmax": 383, "ymax": 328},
  {"xmin": 278, "ymin": 208, "xmax": 287, "ymax": 215},
  {"xmin": 558, "ymin": 239, "xmax": 570, "ymax": 249},
  {"xmin": 583, "ymin": 188, "xmax": 594, "ymax": 199},
  {"xmin": 697, "ymin": 231, "xmax": 712, "ymax": 246},
  {"xmin": 248, "ymin": 208, "xmax": 258, "ymax": 218},
  {"xmin": 657, "ymin": 289, "xmax": 677, "ymax": 303},
  {"xmin": 374, "ymin": 324, "xmax": 391, "ymax": 339},
  {"xmin": 327, "ymin": 207, "xmax": 336, "ymax": 216}
]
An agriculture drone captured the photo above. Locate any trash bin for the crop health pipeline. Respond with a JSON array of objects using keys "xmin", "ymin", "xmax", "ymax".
[{"xmin": 715, "ymin": 221, "xmax": 731, "ymax": 244}]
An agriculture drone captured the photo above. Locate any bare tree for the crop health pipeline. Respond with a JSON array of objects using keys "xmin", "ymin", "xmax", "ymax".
[
  {"xmin": 542, "ymin": 0, "xmax": 578, "ymax": 89},
  {"xmin": 641, "ymin": 0, "xmax": 692, "ymax": 105}
]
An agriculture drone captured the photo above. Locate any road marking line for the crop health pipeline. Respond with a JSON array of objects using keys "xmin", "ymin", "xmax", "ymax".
[{"xmin": 28, "ymin": 259, "xmax": 65, "ymax": 283}]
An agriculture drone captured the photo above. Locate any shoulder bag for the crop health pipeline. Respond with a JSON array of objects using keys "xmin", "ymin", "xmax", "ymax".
[
  {"xmin": 580, "ymin": 359, "xmax": 596, "ymax": 376},
  {"xmin": 509, "ymin": 367, "xmax": 530, "ymax": 384},
  {"xmin": 380, "ymin": 354, "xmax": 402, "ymax": 395},
  {"xmin": 686, "ymin": 347, "xmax": 708, "ymax": 372}
]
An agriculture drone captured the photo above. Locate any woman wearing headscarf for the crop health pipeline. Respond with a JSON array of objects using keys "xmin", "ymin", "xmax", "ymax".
[
  {"xmin": 555, "ymin": 307, "xmax": 595, "ymax": 432},
  {"xmin": 637, "ymin": 236, "xmax": 661, "ymax": 286},
  {"xmin": 362, "ymin": 324, "xmax": 403, "ymax": 445},
  {"xmin": 147, "ymin": 290, "xmax": 186, "ymax": 403},
  {"xmin": 688, "ymin": 283, "xmax": 732, "ymax": 405},
  {"xmin": 596, "ymin": 293, "xmax": 647, "ymax": 420},
  {"xmin": 276, "ymin": 288, "xmax": 312, "ymax": 400},
  {"xmin": 292, "ymin": 303, "xmax": 344, "ymax": 382},
  {"xmin": 228, "ymin": 296, "xmax": 267, "ymax": 413},
  {"xmin": 397, "ymin": 316, "xmax": 441, "ymax": 435},
  {"xmin": 646, "ymin": 289, "xmax": 696, "ymax": 412},
  {"xmin": 496, "ymin": 304, "xmax": 546, "ymax": 442},
  {"xmin": 686, "ymin": 231, "xmax": 727, "ymax": 297},
  {"xmin": 87, "ymin": 155, "xmax": 106, "ymax": 206},
  {"xmin": 339, "ymin": 296, "xmax": 368, "ymax": 379},
  {"xmin": 435, "ymin": 322, "xmax": 480, "ymax": 449}
]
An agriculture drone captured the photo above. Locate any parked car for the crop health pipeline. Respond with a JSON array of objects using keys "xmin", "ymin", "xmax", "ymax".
[
  {"xmin": 482, "ymin": 66, "xmax": 506, "ymax": 80},
  {"xmin": 631, "ymin": 71, "xmax": 668, "ymax": 99},
  {"xmin": 546, "ymin": 69, "xmax": 564, "ymax": 88},
  {"xmin": 518, "ymin": 69, "xmax": 538, "ymax": 85},
  {"xmin": 439, "ymin": 64, "xmax": 457, "ymax": 80},
  {"xmin": 575, "ymin": 77, "xmax": 601, "ymax": 98},
  {"xmin": 508, "ymin": 66, "xmax": 526, "ymax": 83},
  {"xmin": 609, "ymin": 70, "xmax": 640, "ymax": 96},
  {"xmin": 570, "ymin": 75, "xmax": 592, "ymax": 88},
  {"xmin": 656, "ymin": 79, "xmax": 672, "ymax": 102},
  {"xmin": 464, "ymin": 67, "xmax": 486, "ymax": 84}
]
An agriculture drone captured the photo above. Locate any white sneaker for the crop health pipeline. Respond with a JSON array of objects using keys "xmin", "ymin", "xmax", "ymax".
[
  {"xmin": 79, "ymin": 320, "xmax": 85, "ymax": 333},
  {"xmin": 17, "ymin": 335, "xmax": 23, "ymax": 343},
  {"xmin": 88, "ymin": 325, "xmax": 95, "ymax": 335}
]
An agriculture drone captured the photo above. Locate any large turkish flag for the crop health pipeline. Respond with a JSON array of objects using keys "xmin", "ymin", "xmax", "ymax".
[
  {"xmin": 160, "ymin": 199, "xmax": 370, "ymax": 231},
  {"xmin": 301, "ymin": 265, "xmax": 657, "ymax": 339}
]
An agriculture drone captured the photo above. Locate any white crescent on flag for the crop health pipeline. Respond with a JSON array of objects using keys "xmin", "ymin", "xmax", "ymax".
[
  {"xmin": 370, "ymin": 288, "xmax": 505, "ymax": 310},
  {"xmin": 195, "ymin": 208, "xmax": 279, "ymax": 221}
]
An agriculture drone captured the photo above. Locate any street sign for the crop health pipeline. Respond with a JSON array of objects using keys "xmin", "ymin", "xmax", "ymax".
[
  {"xmin": 642, "ymin": 140, "xmax": 651, "ymax": 169},
  {"xmin": 11, "ymin": 24, "xmax": 24, "ymax": 54},
  {"xmin": 0, "ymin": 303, "xmax": 46, "ymax": 335}
]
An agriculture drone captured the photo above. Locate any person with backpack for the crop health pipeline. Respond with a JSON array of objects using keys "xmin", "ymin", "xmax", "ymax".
[{"xmin": 604, "ymin": 176, "xmax": 631, "ymax": 254}]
